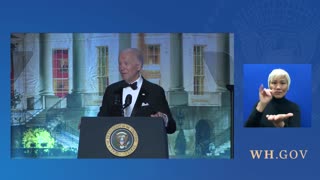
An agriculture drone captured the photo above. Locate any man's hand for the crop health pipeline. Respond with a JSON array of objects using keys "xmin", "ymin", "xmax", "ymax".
[{"xmin": 151, "ymin": 112, "xmax": 168, "ymax": 127}]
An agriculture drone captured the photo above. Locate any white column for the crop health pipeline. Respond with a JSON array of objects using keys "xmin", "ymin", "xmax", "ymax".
[
  {"xmin": 72, "ymin": 33, "xmax": 86, "ymax": 94},
  {"xmin": 167, "ymin": 33, "xmax": 188, "ymax": 106},
  {"xmin": 39, "ymin": 33, "xmax": 54, "ymax": 95},
  {"xmin": 214, "ymin": 33, "xmax": 230, "ymax": 91},
  {"xmin": 169, "ymin": 33, "xmax": 184, "ymax": 91},
  {"xmin": 117, "ymin": 33, "xmax": 131, "ymax": 80},
  {"xmin": 119, "ymin": 33, "xmax": 131, "ymax": 50}
]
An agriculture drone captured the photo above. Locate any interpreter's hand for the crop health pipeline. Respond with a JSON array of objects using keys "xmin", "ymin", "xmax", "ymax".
[
  {"xmin": 256, "ymin": 84, "xmax": 273, "ymax": 112},
  {"xmin": 151, "ymin": 112, "xmax": 168, "ymax": 126},
  {"xmin": 259, "ymin": 84, "xmax": 273, "ymax": 104},
  {"xmin": 266, "ymin": 113, "xmax": 293, "ymax": 127}
]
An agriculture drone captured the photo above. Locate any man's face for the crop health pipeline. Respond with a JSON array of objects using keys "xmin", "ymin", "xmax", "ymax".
[
  {"xmin": 118, "ymin": 51, "xmax": 141, "ymax": 83},
  {"xmin": 269, "ymin": 76, "xmax": 289, "ymax": 99}
]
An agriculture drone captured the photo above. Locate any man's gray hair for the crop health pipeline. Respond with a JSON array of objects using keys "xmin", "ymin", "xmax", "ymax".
[{"xmin": 119, "ymin": 48, "xmax": 144, "ymax": 66}]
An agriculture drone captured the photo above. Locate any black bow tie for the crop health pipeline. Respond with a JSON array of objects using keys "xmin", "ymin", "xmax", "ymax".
[{"xmin": 124, "ymin": 82, "xmax": 137, "ymax": 90}]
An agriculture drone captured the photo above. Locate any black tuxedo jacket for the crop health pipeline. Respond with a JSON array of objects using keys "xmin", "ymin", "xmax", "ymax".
[{"xmin": 98, "ymin": 78, "xmax": 176, "ymax": 134}]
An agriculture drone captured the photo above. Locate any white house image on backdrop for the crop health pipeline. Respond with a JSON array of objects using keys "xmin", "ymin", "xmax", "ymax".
[{"xmin": 11, "ymin": 33, "xmax": 234, "ymax": 158}]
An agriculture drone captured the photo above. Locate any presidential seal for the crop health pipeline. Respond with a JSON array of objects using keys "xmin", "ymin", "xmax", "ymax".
[{"xmin": 105, "ymin": 123, "xmax": 139, "ymax": 157}]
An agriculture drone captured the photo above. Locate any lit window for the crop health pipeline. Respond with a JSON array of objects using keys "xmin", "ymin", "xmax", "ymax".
[{"xmin": 53, "ymin": 49, "xmax": 69, "ymax": 97}]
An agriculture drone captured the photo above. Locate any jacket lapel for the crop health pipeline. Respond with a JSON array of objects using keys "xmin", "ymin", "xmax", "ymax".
[{"xmin": 113, "ymin": 82, "xmax": 124, "ymax": 116}]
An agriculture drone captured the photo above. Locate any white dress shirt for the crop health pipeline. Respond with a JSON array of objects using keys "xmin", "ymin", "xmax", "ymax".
[{"xmin": 122, "ymin": 76, "xmax": 143, "ymax": 117}]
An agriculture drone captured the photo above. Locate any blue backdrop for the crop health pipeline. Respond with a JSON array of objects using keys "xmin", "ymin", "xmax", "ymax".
[
  {"xmin": 2, "ymin": 0, "xmax": 320, "ymax": 180},
  {"xmin": 243, "ymin": 64, "xmax": 312, "ymax": 127}
]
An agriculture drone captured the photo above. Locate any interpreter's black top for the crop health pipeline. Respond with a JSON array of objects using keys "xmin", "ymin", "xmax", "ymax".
[{"xmin": 245, "ymin": 97, "xmax": 301, "ymax": 127}]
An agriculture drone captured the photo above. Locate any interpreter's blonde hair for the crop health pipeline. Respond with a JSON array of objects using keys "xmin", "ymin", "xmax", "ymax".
[{"xmin": 268, "ymin": 68, "xmax": 291, "ymax": 90}]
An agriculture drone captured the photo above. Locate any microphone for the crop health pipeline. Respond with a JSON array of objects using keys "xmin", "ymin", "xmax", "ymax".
[{"xmin": 123, "ymin": 94, "xmax": 132, "ymax": 109}]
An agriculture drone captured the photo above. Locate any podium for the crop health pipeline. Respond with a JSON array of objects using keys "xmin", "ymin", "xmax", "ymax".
[{"xmin": 77, "ymin": 117, "xmax": 169, "ymax": 158}]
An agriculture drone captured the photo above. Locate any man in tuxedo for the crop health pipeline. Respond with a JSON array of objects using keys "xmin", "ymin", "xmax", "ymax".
[{"xmin": 97, "ymin": 48, "xmax": 176, "ymax": 134}]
